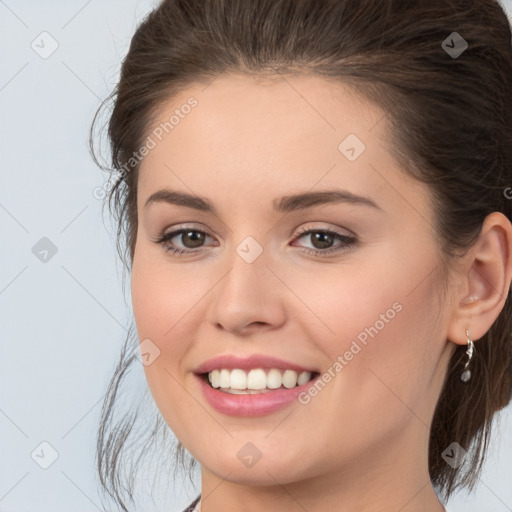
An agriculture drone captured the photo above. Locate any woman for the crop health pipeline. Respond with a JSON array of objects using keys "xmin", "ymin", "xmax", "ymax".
[{"xmin": 91, "ymin": 0, "xmax": 512, "ymax": 510}]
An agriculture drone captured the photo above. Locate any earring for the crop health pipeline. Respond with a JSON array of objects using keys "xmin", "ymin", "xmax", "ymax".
[{"xmin": 460, "ymin": 329, "xmax": 474, "ymax": 382}]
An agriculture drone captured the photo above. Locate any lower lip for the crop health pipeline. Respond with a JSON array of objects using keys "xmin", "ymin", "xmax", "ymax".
[{"xmin": 196, "ymin": 374, "xmax": 320, "ymax": 417}]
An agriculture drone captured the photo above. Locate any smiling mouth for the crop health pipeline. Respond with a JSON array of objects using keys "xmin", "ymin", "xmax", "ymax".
[{"xmin": 200, "ymin": 368, "xmax": 320, "ymax": 394}]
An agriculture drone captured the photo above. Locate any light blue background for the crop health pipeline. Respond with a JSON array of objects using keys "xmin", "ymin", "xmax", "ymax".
[{"xmin": 1, "ymin": 1, "xmax": 511, "ymax": 510}]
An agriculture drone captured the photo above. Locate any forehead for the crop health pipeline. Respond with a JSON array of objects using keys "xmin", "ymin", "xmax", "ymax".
[
  {"xmin": 142, "ymin": 72, "xmax": 384, "ymax": 157},
  {"xmin": 141, "ymin": 74, "xmax": 385, "ymax": 174}
]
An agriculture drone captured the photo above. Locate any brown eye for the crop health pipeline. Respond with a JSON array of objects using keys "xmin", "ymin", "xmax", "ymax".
[
  {"xmin": 292, "ymin": 228, "xmax": 357, "ymax": 256},
  {"xmin": 154, "ymin": 227, "xmax": 214, "ymax": 256},
  {"xmin": 308, "ymin": 231, "xmax": 336, "ymax": 250},
  {"xmin": 178, "ymin": 230, "xmax": 206, "ymax": 249}
]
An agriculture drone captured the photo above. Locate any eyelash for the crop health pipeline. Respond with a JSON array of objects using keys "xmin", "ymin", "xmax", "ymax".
[{"xmin": 153, "ymin": 225, "xmax": 357, "ymax": 257}]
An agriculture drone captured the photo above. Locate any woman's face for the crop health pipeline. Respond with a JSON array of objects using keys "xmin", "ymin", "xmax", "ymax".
[{"xmin": 131, "ymin": 73, "xmax": 457, "ymax": 488}]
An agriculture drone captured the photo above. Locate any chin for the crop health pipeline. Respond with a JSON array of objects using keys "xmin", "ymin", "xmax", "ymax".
[{"xmin": 196, "ymin": 447, "xmax": 315, "ymax": 486}]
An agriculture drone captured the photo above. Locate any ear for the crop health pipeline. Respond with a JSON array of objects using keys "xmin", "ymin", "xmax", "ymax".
[{"xmin": 447, "ymin": 212, "xmax": 512, "ymax": 346}]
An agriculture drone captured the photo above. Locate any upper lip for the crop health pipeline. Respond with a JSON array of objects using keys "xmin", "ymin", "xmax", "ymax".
[{"xmin": 194, "ymin": 354, "xmax": 318, "ymax": 374}]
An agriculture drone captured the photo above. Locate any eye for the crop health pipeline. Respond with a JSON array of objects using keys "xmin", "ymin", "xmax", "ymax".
[
  {"xmin": 153, "ymin": 226, "xmax": 216, "ymax": 256},
  {"xmin": 152, "ymin": 224, "xmax": 357, "ymax": 257},
  {"xmin": 291, "ymin": 226, "xmax": 357, "ymax": 256}
]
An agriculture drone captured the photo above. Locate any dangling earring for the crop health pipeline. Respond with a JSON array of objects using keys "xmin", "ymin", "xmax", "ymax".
[{"xmin": 460, "ymin": 329, "xmax": 474, "ymax": 382}]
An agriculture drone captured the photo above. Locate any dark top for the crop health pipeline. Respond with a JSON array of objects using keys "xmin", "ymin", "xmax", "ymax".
[
  {"xmin": 182, "ymin": 494, "xmax": 449, "ymax": 511},
  {"xmin": 182, "ymin": 495, "xmax": 201, "ymax": 512}
]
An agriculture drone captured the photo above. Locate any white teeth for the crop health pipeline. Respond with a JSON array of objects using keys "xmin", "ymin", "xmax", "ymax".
[
  {"xmin": 209, "ymin": 369, "xmax": 220, "ymax": 388},
  {"xmin": 282, "ymin": 370, "xmax": 298, "ymax": 389},
  {"xmin": 247, "ymin": 369, "xmax": 267, "ymax": 390},
  {"xmin": 230, "ymin": 369, "xmax": 247, "ymax": 390},
  {"xmin": 297, "ymin": 371, "xmax": 311, "ymax": 386},
  {"xmin": 266, "ymin": 368, "xmax": 282, "ymax": 389},
  {"xmin": 206, "ymin": 368, "xmax": 313, "ymax": 391},
  {"xmin": 219, "ymin": 369, "xmax": 230, "ymax": 388}
]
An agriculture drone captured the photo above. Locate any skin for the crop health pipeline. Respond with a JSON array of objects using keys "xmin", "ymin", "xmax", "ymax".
[{"xmin": 130, "ymin": 72, "xmax": 512, "ymax": 512}]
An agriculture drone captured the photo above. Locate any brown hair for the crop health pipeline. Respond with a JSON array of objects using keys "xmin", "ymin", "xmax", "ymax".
[{"xmin": 90, "ymin": 0, "xmax": 512, "ymax": 509}]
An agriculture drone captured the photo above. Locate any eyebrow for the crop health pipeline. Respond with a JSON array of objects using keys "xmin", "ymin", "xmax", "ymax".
[{"xmin": 143, "ymin": 188, "xmax": 381, "ymax": 214}]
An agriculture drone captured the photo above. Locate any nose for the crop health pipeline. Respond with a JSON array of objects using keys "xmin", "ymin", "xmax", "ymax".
[{"xmin": 206, "ymin": 245, "xmax": 287, "ymax": 336}]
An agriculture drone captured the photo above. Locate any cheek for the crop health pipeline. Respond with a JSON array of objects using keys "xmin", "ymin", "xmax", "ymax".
[
  {"xmin": 130, "ymin": 250, "xmax": 218, "ymax": 437},
  {"xmin": 291, "ymin": 256, "xmax": 444, "ymax": 426},
  {"xmin": 131, "ymin": 249, "xmax": 209, "ymax": 344},
  {"xmin": 265, "ymin": 280, "xmax": 442, "ymax": 478},
  {"xmin": 318, "ymin": 272, "xmax": 443, "ymax": 444}
]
